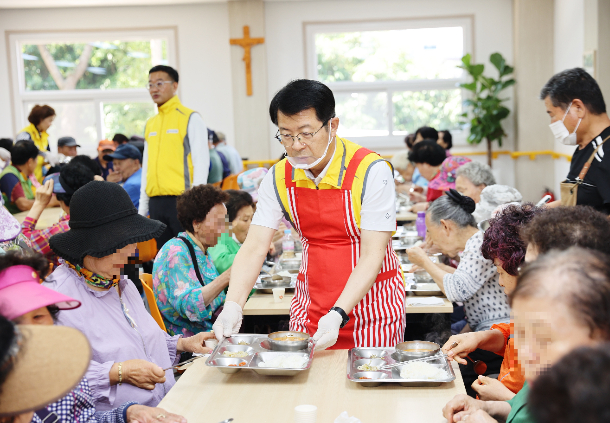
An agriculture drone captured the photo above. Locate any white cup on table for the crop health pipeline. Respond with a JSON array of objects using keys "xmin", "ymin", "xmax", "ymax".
[
  {"xmin": 272, "ymin": 287, "xmax": 285, "ymax": 303},
  {"xmin": 294, "ymin": 404, "xmax": 317, "ymax": 423}
]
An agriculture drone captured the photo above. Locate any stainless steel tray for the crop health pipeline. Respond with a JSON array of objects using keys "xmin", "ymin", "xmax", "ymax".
[
  {"xmin": 253, "ymin": 276, "xmax": 296, "ymax": 294},
  {"xmin": 205, "ymin": 334, "xmax": 314, "ymax": 376},
  {"xmin": 347, "ymin": 347, "xmax": 456, "ymax": 387},
  {"xmin": 406, "ymin": 282, "xmax": 443, "ymax": 296}
]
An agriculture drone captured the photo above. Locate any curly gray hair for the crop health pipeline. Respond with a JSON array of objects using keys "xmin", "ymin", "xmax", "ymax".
[{"xmin": 456, "ymin": 161, "xmax": 496, "ymax": 187}]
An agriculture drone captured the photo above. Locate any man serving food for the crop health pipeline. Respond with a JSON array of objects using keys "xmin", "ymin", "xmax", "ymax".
[{"xmin": 213, "ymin": 79, "xmax": 405, "ymax": 350}]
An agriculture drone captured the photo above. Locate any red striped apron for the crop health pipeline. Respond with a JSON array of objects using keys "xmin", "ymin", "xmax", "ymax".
[{"xmin": 286, "ymin": 148, "xmax": 406, "ymax": 349}]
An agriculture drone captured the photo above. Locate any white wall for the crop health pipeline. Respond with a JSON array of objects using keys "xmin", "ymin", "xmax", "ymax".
[
  {"xmin": 553, "ymin": 0, "xmax": 586, "ymax": 195},
  {"xmin": 264, "ymin": 0, "xmax": 515, "ymax": 186},
  {"xmin": 0, "ymin": 3, "xmax": 235, "ymax": 151}
]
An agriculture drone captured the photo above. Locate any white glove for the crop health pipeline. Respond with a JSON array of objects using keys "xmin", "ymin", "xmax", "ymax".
[
  {"xmin": 312, "ymin": 310, "xmax": 343, "ymax": 351},
  {"xmin": 212, "ymin": 301, "xmax": 243, "ymax": 341}
]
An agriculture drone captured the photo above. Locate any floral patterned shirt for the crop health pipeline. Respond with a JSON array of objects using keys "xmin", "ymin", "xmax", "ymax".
[{"xmin": 152, "ymin": 232, "xmax": 225, "ymax": 336}]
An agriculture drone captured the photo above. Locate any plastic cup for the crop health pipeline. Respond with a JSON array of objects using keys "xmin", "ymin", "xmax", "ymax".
[
  {"xmin": 205, "ymin": 339, "xmax": 218, "ymax": 350},
  {"xmin": 294, "ymin": 405, "xmax": 317, "ymax": 423},
  {"xmin": 272, "ymin": 287, "xmax": 285, "ymax": 303}
]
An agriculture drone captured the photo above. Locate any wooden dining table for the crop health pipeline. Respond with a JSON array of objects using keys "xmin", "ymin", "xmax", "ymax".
[
  {"xmin": 244, "ymin": 292, "xmax": 453, "ymax": 315},
  {"xmin": 159, "ymin": 349, "xmax": 465, "ymax": 423}
]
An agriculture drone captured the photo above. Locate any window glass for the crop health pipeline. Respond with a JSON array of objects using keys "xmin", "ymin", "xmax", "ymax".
[
  {"xmin": 102, "ymin": 102, "xmax": 155, "ymax": 139},
  {"xmin": 335, "ymin": 92, "xmax": 389, "ymax": 137},
  {"xmin": 392, "ymin": 89, "xmax": 462, "ymax": 134},
  {"xmin": 316, "ymin": 27, "xmax": 464, "ymax": 83},
  {"xmin": 22, "ymin": 39, "xmax": 167, "ymax": 91}
]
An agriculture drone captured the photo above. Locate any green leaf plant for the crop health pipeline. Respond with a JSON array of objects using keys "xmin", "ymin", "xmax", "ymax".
[{"xmin": 458, "ymin": 52, "xmax": 515, "ymax": 166}]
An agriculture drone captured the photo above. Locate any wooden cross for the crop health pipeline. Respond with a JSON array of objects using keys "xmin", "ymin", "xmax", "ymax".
[{"xmin": 230, "ymin": 25, "xmax": 265, "ymax": 96}]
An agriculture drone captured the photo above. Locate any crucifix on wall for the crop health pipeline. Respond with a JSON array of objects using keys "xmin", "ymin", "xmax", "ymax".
[{"xmin": 230, "ymin": 25, "xmax": 265, "ymax": 96}]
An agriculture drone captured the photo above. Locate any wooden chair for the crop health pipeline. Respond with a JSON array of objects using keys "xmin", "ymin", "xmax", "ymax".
[
  {"xmin": 140, "ymin": 273, "xmax": 167, "ymax": 332},
  {"xmin": 136, "ymin": 238, "xmax": 158, "ymax": 263}
]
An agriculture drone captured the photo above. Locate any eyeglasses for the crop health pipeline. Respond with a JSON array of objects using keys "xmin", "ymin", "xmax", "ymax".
[
  {"xmin": 275, "ymin": 121, "xmax": 329, "ymax": 147},
  {"xmin": 146, "ymin": 81, "xmax": 173, "ymax": 90}
]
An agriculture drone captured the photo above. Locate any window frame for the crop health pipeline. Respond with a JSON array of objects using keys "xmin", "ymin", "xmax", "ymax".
[
  {"xmin": 7, "ymin": 27, "xmax": 178, "ymax": 143},
  {"xmin": 304, "ymin": 16, "xmax": 474, "ymax": 150}
]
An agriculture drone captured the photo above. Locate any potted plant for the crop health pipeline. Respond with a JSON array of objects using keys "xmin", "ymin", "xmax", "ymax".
[{"xmin": 458, "ymin": 52, "xmax": 515, "ymax": 166}]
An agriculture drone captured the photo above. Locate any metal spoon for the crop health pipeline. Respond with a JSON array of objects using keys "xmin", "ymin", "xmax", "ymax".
[{"xmin": 217, "ymin": 419, "xmax": 233, "ymax": 423}]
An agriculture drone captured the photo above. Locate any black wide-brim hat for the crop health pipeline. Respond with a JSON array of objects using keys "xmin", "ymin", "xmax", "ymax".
[{"xmin": 50, "ymin": 181, "xmax": 166, "ymax": 265}]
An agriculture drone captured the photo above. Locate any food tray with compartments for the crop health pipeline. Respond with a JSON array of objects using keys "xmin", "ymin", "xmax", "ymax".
[
  {"xmin": 347, "ymin": 347, "xmax": 456, "ymax": 387},
  {"xmin": 205, "ymin": 334, "xmax": 314, "ymax": 376}
]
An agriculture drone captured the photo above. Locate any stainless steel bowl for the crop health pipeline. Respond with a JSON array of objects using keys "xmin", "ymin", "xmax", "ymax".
[
  {"xmin": 260, "ymin": 275, "xmax": 291, "ymax": 285},
  {"xmin": 414, "ymin": 270, "xmax": 433, "ymax": 283},
  {"xmin": 392, "ymin": 341, "xmax": 440, "ymax": 362},
  {"xmin": 266, "ymin": 331, "xmax": 310, "ymax": 351},
  {"xmin": 401, "ymin": 235, "xmax": 422, "ymax": 248}
]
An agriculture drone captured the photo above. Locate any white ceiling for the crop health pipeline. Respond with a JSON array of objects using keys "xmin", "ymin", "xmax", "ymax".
[{"xmin": 0, "ymin": 0, "xmax": 314, "ymax": 8}]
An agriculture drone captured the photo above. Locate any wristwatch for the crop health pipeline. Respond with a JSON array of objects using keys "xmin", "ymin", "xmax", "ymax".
[{"xmin": 330, "ymin": 307, "xmax": 350, "ymax": 328}]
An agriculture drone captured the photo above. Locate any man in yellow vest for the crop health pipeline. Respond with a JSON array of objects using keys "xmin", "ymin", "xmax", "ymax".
[
  {"xmin": 139, "ymin": 65, "xmax": 209, "ymax": 247},
  {"xmin": 213, "ymin": 79, "xmax": 405, "ymax": 350}
]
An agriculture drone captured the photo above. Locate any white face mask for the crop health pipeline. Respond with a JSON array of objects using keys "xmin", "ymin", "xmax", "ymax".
[
  {"xmin": 285, "ymin": 122, "xmax": 334, "ymax": 170},
  {"xmin": 549, "ymin": 102, "xmax": 582, "ymax": 146}
]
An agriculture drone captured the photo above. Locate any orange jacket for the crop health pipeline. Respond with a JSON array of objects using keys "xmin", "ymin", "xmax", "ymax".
[{"xmin": 491, "ymin": 322, "xmax": 526, "ymax": 394}]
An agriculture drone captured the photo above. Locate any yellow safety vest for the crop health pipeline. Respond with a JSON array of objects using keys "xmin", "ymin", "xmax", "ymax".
[
  {"xmin": 272, "ymin": 137, "xmax": 392, "ymax": 229},
  {"xmin": 144, "ymin": 96, "xmax": 196, "ymax": 197},
  {"xmin": 17, "ymin": 123, "xmax": 49, "ymax": 183}
]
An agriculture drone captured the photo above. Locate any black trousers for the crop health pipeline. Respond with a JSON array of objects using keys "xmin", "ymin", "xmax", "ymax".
[
  {"xmin": 149, "ymin": 196, "xmax": 184, "ymax": 249},
  {"xmin": 459, "ymin": 348, "xmax": 504, "ymax": 398}
]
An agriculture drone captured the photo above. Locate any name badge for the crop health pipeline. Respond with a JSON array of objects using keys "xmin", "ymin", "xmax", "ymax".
[
  {"xmin": 167, "ymin": 129, "xmax": 179, "ymax": 134},
  {"xmin": 149, "ymin": 132, "xmax": 157, "ymax": 136}
]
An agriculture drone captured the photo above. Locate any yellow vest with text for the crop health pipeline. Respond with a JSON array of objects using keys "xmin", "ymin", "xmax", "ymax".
[
  {"xmin": 272, "ymin": 137, "xmax": 392, "ymax": 229},
  {"xmin": 144, "ymin": 96, "xmax": 196, "ymax": 197},
  {"xmin": 18, "ymin": 123, "xmax": 48, "ymax": 183}
]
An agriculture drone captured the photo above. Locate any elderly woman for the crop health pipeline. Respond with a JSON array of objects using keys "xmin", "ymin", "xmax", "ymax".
[
  {"xmin": 0, "ymin": 251, "xmax": 184, "ymax": 423},
  {"xmin": 408, "ymin": 141, "xmax": 471, "ymax": 211},
  {"xmin": 153, "ymin": 185, "xmax": 230, "ymax": 337},
  {"xmin": 407, "ymin": 190, "xmax": 510, "ymax": 396},
  {"xmin": 209, "ymin": 190, "xmax": 255, "ymax": 274},
  {"xmin": 443, "ymin": 248, "xmax": 610, "ymax": 423},
  {"xmin": 455, "ymin": 161, "xmax": 496, "ymax": 204},
  {"xmin": 472, "ymin": 185, "xmax": 522, "ymax": 223},
  {"xmin": 441, "ymin": 204, "xmax": 542, "ymax": 401},
  {"xmin": 45, "ymin": 181, "xmax": 213, "ymax": 410}
]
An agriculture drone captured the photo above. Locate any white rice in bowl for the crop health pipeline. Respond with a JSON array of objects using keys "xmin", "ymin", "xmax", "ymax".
[{"xmin": 399, "ymin": 361, "xmax": 449, "ymax": 380}]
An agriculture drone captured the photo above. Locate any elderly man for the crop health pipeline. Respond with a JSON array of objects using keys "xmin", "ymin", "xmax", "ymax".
[
  {"xmin": 104, "ymin": 144, "xmax": 143, "ymax": 209},
  {"xmin": 139, "ymin": 65, "xmax": 209, "ymax": 247},
  {"xmin": 57, "ymin": 136, "xmax": 79, "ymax": 158},
  {"xmin": 213, "ymin": 79, "xmax": 405, "ymax": 350}
]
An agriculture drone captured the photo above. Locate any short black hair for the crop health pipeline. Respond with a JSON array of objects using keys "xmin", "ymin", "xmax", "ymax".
[
  {"xmin": 0, "ymin": 138, "xmax": 13, "ymax": 153},
  {"xmin": 56, "ymin": 162, "xmax": 95, "ymax": 207},
  {"xmin": 269, "ymin": 79, "xmax": 335, "ymax": 126},
  {"xmin": 408, "ymin": 140, "xmax": 446, "ymax": 166},
  {"xmin": 112, "ymin": 134, "xmax": 129, "ymax": 144},
  {"xmin": 11, "ymin": 140, "xmax": 39, "ymax": 166},
  {"xmin": 404, "ymin": 134, "xmax": 415, "ymax": 149},
  {"xmin": 225, "ymin": 190, "xmax": 254, "ymax": 222},
  {"xmin": 540, "ymin": 67, "xmax": 606, "ymax": 115},
  {"xmin": 176, "ymin": 185, "xmax": 229, "ymax": 233},
  {"xmin": 149, "ymin": 65, "xmax": 179, "ymax": 83},
  {"xmin": 439, "ymin": 130, "xmax": 453, "ymax": 149},
  {"xmin": 415, "ymin": 126, "xmax": 438, "ymax": 141},
  {"xmin": 529, "ymin": 344, "xmax": 610, "ymax": 423},
  {"xmin": 69, "ymin": 155, "xmax": 102, "ymax": 176},
  {"xmin": 0, "ymin": 250, "xmax": 50, "ymax": 279},
  {"xmin": 0, "ymin": 315, "xmax": 16, "ymax": 393}
]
